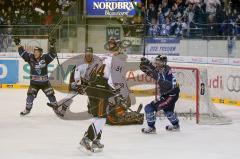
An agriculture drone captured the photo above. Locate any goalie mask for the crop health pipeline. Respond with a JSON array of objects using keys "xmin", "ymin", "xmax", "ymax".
[
  {"xmin": 107, "ymin": 37, "xmax": 120, "ymax": 52},
  {"xmin": 155, "ymin": 55, "xmax": 167, "ymax": 69}
]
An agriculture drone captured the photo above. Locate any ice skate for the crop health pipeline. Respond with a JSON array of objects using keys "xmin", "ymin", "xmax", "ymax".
[
  {"xmin": 47, "ymin": 102, "xmax": 59, "ymax": 109},
  {"xmin": 79, "ymin": 135, "xmax": 93, "ymax": 154},
  {"xmin": 141, "ymin": 126, "xmax": 156, "ymax": 134},
  {"xmin": 166, "ymin": 124, "xmax": 180, "ymax": 131},
  {"xmin": 20, "ymin": 108, "xmax": 31, "ymax": 116},
  {"xmin": 92, "ymin": 139, "xmax": 104, "ymax": 152}
]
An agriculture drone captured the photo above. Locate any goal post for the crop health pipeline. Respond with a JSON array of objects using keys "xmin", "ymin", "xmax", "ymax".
[{"xmin": 161, "ymin": 66, "xmax": 232, "ymax": 125}]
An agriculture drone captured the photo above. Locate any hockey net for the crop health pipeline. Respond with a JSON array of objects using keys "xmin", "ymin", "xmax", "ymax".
[{"xmin": 166, "ymin": 66, "xmax": 232, "ymax": 125}]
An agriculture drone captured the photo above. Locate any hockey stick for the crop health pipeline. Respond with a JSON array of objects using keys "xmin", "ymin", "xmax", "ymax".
[{"xmin": 47, "ymin": 92, "xmax": 79, "ymax": 109}]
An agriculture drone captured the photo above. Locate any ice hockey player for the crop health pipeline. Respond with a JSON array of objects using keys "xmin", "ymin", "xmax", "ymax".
[
  {"xmin": 104, "ymin": 37, "xmax": 144, "ymax": 125},
  {"xmin": 47, "ymin": 47, "xmax": 103, "ymax": 117},
  {"xmin": 78, "ymin": 37, "xmax": 131, "ymax": 153},
  {"xmin": 14, "ymin": 37, "xmax": 58, "ymax": 116},
  {"xmin": 140, "ymin": 55, "xmax": 180, "ymax": 133}
]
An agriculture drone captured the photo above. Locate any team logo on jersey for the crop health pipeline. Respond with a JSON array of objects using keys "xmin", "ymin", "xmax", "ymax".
[
  {"xmin": 35, "ymin": 60, "xmax": 46, "ymax": 75},
  {"xmin": 39, "ymin": 60, "xmax": 46, "ymax": 68}
]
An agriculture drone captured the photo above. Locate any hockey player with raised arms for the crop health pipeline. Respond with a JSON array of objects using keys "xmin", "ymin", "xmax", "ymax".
[
  {"xmin": 140, "ymin": 55, "xmax": 180, "ymax": 133},
  {"xmin": 14, "ymin": 37, "xmax": 58, "ymax": 116}
]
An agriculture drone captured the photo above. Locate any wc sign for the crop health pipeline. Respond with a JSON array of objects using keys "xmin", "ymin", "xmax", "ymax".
[
  {"xmin": 106, "ymin": 27, "xmax": 121, "ymax": 41},
  {"xmin": 0, "ymin": 60, "xmax": 19, "ymax": 84}
]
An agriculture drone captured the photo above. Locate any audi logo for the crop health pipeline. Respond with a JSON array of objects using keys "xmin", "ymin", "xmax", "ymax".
[{"xmin": 227, "ymin": 75, "xmax": 240, "ymax": 92}]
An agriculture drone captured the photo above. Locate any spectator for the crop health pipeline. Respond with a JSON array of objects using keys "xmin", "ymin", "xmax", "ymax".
[
  {"xmin": 44, "ymin": 10, "xmax": 53, "ymax": 26},
  {"xmin": 236, "ymin": 15, "xmax": 240, "ymax": 35},
  {"xmin": 148, "ymin": 17, "xmax": 161, "ymax": 36},
  {"xmin": 160, "ymin": 17, "xmax": 172, "ymax": 36},
  {"xmin": 147, "ymin": 3, "xmax": 158, "ymax": 22},
  {"xmin": 204, "ymin": 0, "xmax": 221, "ymax": 23}
]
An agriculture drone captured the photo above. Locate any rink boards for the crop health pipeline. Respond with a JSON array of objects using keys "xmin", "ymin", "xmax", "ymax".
[{"xmin": 0, "ymin": 54, "xmax": 240, "ymax": 106}]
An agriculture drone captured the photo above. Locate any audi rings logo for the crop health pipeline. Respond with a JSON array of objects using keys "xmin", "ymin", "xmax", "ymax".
[{"xmin": 227, "ymin": 75, "xmax": 240, "ymax": 92}]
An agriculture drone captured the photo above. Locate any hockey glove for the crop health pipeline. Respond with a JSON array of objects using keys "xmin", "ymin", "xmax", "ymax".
[
  {"xmin": 49, "ymin": 37, "xmax": 56, "ymax": 47},
  {"xmin": 140, "ymin": 57, "xmax": 150, "ymax": 65}
]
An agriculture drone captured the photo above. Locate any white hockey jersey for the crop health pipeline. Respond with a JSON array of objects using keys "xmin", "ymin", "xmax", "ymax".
[
  {"xmin": 74, "ymin": 55, "xmax": 102, "ymax": 82},
  {"xmin": 102, "ymin": 53, "xmax": 129, "ymax": 99}
]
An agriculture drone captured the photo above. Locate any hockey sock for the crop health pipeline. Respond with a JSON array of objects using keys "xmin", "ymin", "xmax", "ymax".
[
  {"xmin": 146, "ymin": 112, "xmax": 156, "ymax": 128},
  {"xmin": 26, "ymin": 95, "xmax": 34, "ymax": 110},
  {"xmin": 96, "ymin": 130, "xmax": 102, "ymax": 140},
  {"xmin": 86, "ymin": 124, "xmax": 97, "ymax": 141},
  {"xmin": 145, "ymin": 104, "xmax": 156, "ymax": 128},
  {"xmin": 92, "ymin": 118, "xmax": 106, "ymax": 135},
  {"xmin": 86, "ymin": 118, "xmax": 106, "ymax": 141},
  {"xmin": 47, "ymin": 95, "xmax": 57, "ymax": 104},
  {"xmin": 164, "ymin": 111, "xmax": 179, "ymax": 125}
]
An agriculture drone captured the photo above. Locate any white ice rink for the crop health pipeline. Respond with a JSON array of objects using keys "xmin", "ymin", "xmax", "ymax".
[{"xmin": 1, "ymin": 89, "xmax": 240, "ymax": 159}]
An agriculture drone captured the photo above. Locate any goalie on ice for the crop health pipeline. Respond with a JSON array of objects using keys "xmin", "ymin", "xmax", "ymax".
[{"xmin": 140, "ymin": 55, "xmax": 180, "ymax": 133}]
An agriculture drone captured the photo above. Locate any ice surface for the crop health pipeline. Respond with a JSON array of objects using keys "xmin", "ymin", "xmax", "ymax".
[{"xmin": 0, "ymin": 89, "xmax": 240, "ymax": 159}]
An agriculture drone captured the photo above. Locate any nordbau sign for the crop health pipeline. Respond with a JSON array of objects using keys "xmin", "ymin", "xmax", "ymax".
[{"xmin": 86, "ymin": 0, "xmax": 140, "ymax": 16}]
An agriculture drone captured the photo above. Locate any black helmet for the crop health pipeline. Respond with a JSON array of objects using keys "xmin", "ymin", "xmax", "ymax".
[
  {"xmin": 155, "ymin": 55, "xmax": 167, "ymax": 66},
  {"xmin": 85, "ymin": 47, "xmax": 93, "ymax": 53},
  {"xmin": 34, "ymin": 47, "xmax": 43, "ymax": 53}
]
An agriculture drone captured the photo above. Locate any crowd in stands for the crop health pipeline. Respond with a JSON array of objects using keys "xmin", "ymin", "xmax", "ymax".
[
  {"xmin": 0, "ymin": 0, "xmax": 76, "ymax": 52},
  {"xmin": 143, "ymin": 0, "xmax": 240, "ymax": 37},
  {"xmin": 0, "ymin": 0, "xmax": 239, "ymax": 37},
  {"xmin": 0, "ymin": 0, "xmax": 74, "ymax": 26}
]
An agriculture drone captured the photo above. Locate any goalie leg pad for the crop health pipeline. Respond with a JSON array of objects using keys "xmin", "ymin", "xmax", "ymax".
[
  {"xmin": 145, "ymin": 103, "xmax": 157, "ymax": 128},
  {"xmin": 164, "ymin": 111, "xmax": 179, "ymax": 126},
  {"xmin": 106, "ymin": 111, "xmax": 144, "ymax": 125}
]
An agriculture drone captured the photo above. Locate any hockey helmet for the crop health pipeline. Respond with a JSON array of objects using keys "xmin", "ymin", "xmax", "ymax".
[
  {"xmin": 155, "ymin": 55, "xmax": 167, "ymax": 68},
  {"xmin": 107, "ymin": 37, "xmax": 121, "ymax": 52}
]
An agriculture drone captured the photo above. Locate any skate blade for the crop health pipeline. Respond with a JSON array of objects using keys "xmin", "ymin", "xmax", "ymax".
[
  {"xmin": 141, "ymin": 130, "xmax": 157, "ymax": 134},
  {"xmin": 20, "ymin": 113, "xmax": 30, "ymax": 117},
  {"xmin": 78, "ymin": 145, "xmax": 93, "ymax": 155},
  {"xmin": 142, "ymin": 132, "xmax": 157, "ymax": 134},
  {"xmin": 92, "ymin": 147, "xmax": 103, "ymax": 153},
  {"xmin": 166, "ymin": 129, "xmax": 180, "ymax": 132}
]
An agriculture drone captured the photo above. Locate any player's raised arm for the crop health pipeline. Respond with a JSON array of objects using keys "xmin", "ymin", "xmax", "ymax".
[
  {"xmin": 14, "ymin": 37, "xmax": 31, "ymax": 62},
  {"xmin": 139, "ymin": 57, "xmax": 158, "ymax": 80},
  {"xmin": 45, "ymin": 38, "xmax": 57, "ymax": 64}
]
